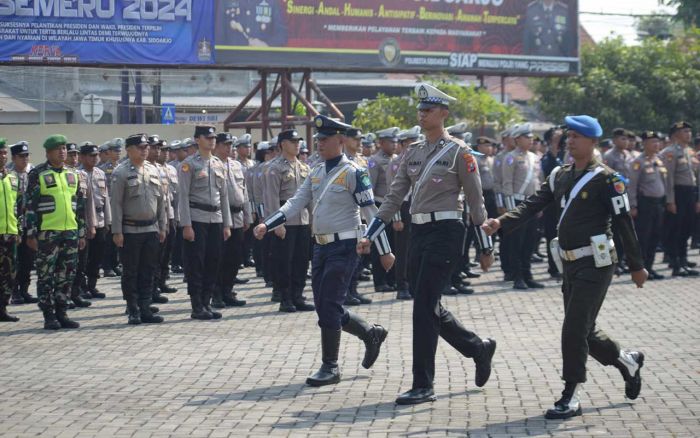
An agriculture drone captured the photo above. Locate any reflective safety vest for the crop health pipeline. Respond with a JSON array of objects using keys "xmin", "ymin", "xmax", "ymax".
[
  {"xmin": 38, "ymin": 169, "xmax": 78, "ymax": 231},
  {"xmin": 0, "ymin": 172, "xmax": 19, "ymax": 235}
]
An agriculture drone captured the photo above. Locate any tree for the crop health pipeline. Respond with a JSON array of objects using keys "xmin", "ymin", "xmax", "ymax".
[
  {"xmin": 352, "ymin": 81, "xmax": 520, "ymax": 134},
  {"xmin": 530, "ymin": 37, "xmax": 700, "ymax": 133},
  {"xmin": 663, "ymin": 0, "xmax": 700, "ymax": 27},
  {"xmin": 635, "ymin": 14, "xmax": 676, "ymax": 40}
]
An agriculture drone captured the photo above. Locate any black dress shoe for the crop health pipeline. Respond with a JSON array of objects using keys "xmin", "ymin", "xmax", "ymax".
[
  {"xmin": 103, "ymin": 269, "xmax": 117, "ymax": 278},
  {"xmin": 474, "ymin": 338, "xmax": 496, "ymax": 387},
  {"xmin": 442, "ymin": 286, "xmax": 458, "ymax": 296},
  {"xmin": 344, "ymin": 295, "xmax": 361, "ymax": 306},
  {"xmin": 233, "ymin": 277, "xmax": 249, "ymax": 284},
  {"xmin": 358, "ymin": 273, "xmax": 371, "ymax": 282},
  {"xmin": 684, "ymin": 260, "xmax": 698, "ymax": 268},
  {"xmin": 616, "ymin": 350, "xmax": 644, "ymax": 400},
  {"xmin": 460, "ymin": 279, "xmax": 471, "ymax": 287},
  {"xmin": 545, "ymin": 383, "xmax": 583, "ymax": 420},
  {"xmin": 374, "ymin": 284, "xmax": 394, "ymax": 293},
  {"xmin": 396, "ymin": 289, "xmax": 412, "ymax": 300},
  {"xmin": 113, "ymin": 266, "xmax": 123, "ymax": 276},
  {"xmin": 244, "ymin": 259, "xmax": 256, "ymax": 268},
  {"xmin": 549, "ymin": 271, "xmax": 563, "ymax": 279},
  {"xmin": 395, "ymin": 388, "xmax": 436, "ymax": 405},
  {"xmin": 355, "ymin": 294, "xmax": 372, "ymax": 304},
  {"xmin": 223, "ymin": 296, "xmax": 247, "ymax": 307},
  {"xmin": 159, "ymin": 284, "xmax": 177, "ymax": 293},
  {"xmin": 454, "ymin": 284, "xmax": 474, "ymax": 295},
  {"xmin": 211, "ymin": 298, "xmax": 226, "ymax": 309},
  {"xmin": 465, "ymin": 270, "xmax": 481, "ymax": 279},
  {"xmin": 152, "ymin": 294, "xmax": 169, "ymax": 304},
  {"xmin": 89, "ymin": 289, "xmax": 106, "ymax": 299},
  {"xmin": 279, "ymin": 301, "xmax": 297, "ymax": 313},
  {"xmin": 649, "ymin": 271, "xmax": 665, "ymax": 280},
  {"xmin": 513, "ymin": 279, "xmax": 528, "ymax": 290},
  {"xmin": 525, "ymin": 279, "xmax": 545, "ymax": 289},
  {"xmin": 458, "ymin": 271, "xmax": 468, "ymax": 279},
  {"xmin": 294, "ymin": 300, "xmax": 315, "ymax": 311},
  {"xmin": 72, "ymin": 296, "xmax": 92, "ymax": 308}
]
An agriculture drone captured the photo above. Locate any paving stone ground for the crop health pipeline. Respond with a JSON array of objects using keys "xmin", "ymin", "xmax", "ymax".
[{"xmin": 1, "ymin": 250, "xmax": 699, "ymax": 437}]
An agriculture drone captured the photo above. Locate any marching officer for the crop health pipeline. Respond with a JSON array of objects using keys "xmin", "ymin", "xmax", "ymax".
[
  {"xmin": 359, "ymin": 84, "xmax": 497, "ymax": 405},
  {"xmin": 501, "ymin": 124, "xmax": 545, "ymax": 290},
  {"xmin": 213, "ymin": 132, "xmax": 251, "ymax": 308},
  {"xmin": 9, "ymin": 141, "xmax": 38, "ymax": 305},
  {"xmin": 111, "ymin": 134, "xmax": 167, "ymax": 325},
  {"xmin": 67, "ymin": 142, "xmax": 96, "ymax": 308},
  {"xmin": 628, "ymin": 131, "xmax": 667, "ymax": 280},
  {"xmin": 99, "ymin": 139, "xmax": 123, "ymax": 277},
  {"xmin": 79, "ymin": 143, "xmax": 111, "ymax": 299},
  {"xmin": 483, "ymin": 115, "xmax": 647, "ymax": 419},
  {"xmin": 343, "ymin": 127, "xmax": 373, "ymax": 305},
  {"xmin": 25, "ymin": 135, "xmax": 86, "ymax": 330},
  {"xmin": 146, "ymin": 135, "xmax": 174, "ymax": 305},
  {"xmin": 662, "ymin": 121, "xmax": 699, "ymax": 276},
  {"xmin": 0, "ymin": 138, "xmax": 20, "ymax": 322},
  {"xmin": 178, "ymin": 126, "xmax": 232, "ymax": 320},
  {"xmin": 255, "ymin": 115, "xmax": 391, "ymax": 388},
  {"xmin": 263, "ymin": 129, "xmax": 315, "ymax": 312},
  {"xmin": 368, "ymin": 126, "xmax": 399, "ymax": 292},
  {"xmin": 389, "ymin": 126, "xmax": 421, "ymax": 300}
]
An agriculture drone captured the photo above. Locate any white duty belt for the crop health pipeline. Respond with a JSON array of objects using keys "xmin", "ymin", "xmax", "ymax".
[
  {"xmin": 559, "ymin": 240, "xmax": 615, "ymax": 261},
  {"xmin": 411, "ymin": 211, "xmax": 461, "ymax": 225},
  {"xmin": 314, "ymin": 229, "xmax": 358, "ymax": 245}
]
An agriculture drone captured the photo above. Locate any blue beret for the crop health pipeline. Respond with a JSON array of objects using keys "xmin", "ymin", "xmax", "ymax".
[{"xmin": 565, "ymin": 115, "xmax": 603, "ymax": 138}]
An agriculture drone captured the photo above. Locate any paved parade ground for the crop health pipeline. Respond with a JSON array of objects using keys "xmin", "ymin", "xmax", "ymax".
[{"xmin": 1, "ymin": 253, "xmax": 699, "ymax": 438}]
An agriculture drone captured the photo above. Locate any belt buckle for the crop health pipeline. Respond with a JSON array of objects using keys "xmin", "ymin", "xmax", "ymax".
[
  {"xmin": 563, "ymin": 250, "xmax": 574, "ymax": 261},
  {"xmin": 317, "ymin": 235, "xmax": 328, "ymax": 245}
]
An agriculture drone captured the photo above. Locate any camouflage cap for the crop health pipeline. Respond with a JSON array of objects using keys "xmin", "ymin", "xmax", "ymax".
[{"xmin": 44, "ymin": 134, "xmax": 68, "ymax": 150}]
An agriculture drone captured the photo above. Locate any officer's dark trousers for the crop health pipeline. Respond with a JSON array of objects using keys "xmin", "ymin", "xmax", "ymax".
[
  {"xmin": 561, "ymin": 258, "xmax": 620, "ymax": 383},
  {"xmin": 172, "ymin": 226, "xmax": 183, "ymax": 268},
  {"xmin": 498, "ymin": 230, "xmax": 511, "ymax": 275},
  {"xmin": 371, "ymin": 202, "xmax": 395, "ymax": 287},
  {"xmin": 483, "ymin": 190, "xmax": 498, "ymax": 220},
  {"xmin": 154, "ymin": 222, "xmax": 175, "ymax": 288},
  {"xmin": 102, "ymin": 231, "xmax": 119, "ymax": 271},
  {"xmin": 218, "ymin": 227, "xmax": 244, "ymax": 295},
  {"xmin": 461, "ymin": 211, "xmax": 475, "ymax": 270},
  {"xmin": 85, "ymin": 227, "xmax": 107, "ymax": 282},
  {"xmin": 311, "ymin": 239, "xmax": 357, "ymax": 329},
  {"xmin": 635, "ymin": 196, "xmax": 664, "ymax": 271},
  {"xmin": 16, "ymin": 233, "xmax": 35, "ymax": 289},
  {"xmin": 243, "ymin": 221, "xmax": 255, "ymax": 264},
  {"xmin": 508, "ymin": 207, "xmax": 537, "ymax": 282},
  {"xmin": 184, "ymin": 222, "xmax": 223, "ymax": 302},
  {"xmin": 120, "ymin": 232, "xmax": 159, "ymax": 304},
  {"xmin": 262, "ymin": 234, "xmax": 273, "ymax": 284},
  {"xmin": 665, "ymin": 186, "xmax": 697, "ymax": 263},
  {"xmin": 410, "ymin": 221, "xmax": 483, "ymax": 389},
  {"xmin": 271, "ymin": 225, "xmax": 311, "ymax": 302},
  {"xmin": 543, "ymin": 204, "xmax": 560, "ymax": 276},
  {"xmin": 393, "ymin": 201, "xmax": 411, "ymax": 291}
]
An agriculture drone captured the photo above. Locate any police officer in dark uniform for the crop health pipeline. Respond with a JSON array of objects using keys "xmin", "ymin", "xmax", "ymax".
[
  {"xmin": 629, "ymin": 131, "xmax": 667, "ymax": 280},
  {"xmin": 9, "ymin": 141, "xmax": 39, "ymax": 305},
  {"xmin": 523, "ymin": 0, "xmax": 574, "ymax": 57},
  {"xmin": 484, "ymin": 115, "xmax": 647, "ymax": 420},
  {"xmin": 360, "ymin": 84, "xmax": 497, "ymax": 405},
  {"xmin": 255, "ymin": 115, "xmax": 391, "ymax": 387}
]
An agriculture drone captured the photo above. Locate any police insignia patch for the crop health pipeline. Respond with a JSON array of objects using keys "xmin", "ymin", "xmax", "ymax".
[
  {"xmin": 368, "ymin": 160, "xmax": 376, "ymax": 169},
  {"xmin": 181, "ymin": 163, "xmax": 190, "ymax": 173},
  {"xmin": 43, "ymin": 174, "xmax": 56, "ymax": 186},
  {"xmin": 506, "ymin": 155, "xmax": 514, "ymax": 166},
  {"xmin": 632, "ymin": 162, "xmax": 641, "ymax": 171},
  {"xmin": 614, "ymin": 180, "xmax": 625, "ymax": 194}
]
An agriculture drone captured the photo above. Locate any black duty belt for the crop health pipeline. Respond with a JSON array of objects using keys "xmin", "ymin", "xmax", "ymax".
[
  {"xmin": 190, "ymin": 202, "xmax": 220, "ymax": 212},
  {"xmin": 123, "ymin": 218, "xmax": 156, "ymax": 227},
  {"xmin": 230, "ymin": 205, "xmax": 243, "ymax": 214}
]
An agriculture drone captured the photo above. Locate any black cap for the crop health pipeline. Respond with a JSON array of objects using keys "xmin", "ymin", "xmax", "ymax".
[
  {"xmin": 346, "ymin": 128, "xmax": 363, "ymax": 139},
  {"xmin": 278, "ymin": 129, "xmax": 303, "ymax": 142},
  {"xmin": 66, "ymin": 143, "xmax": 78, "ymax": 153},
  {"xmin": 640, "ymin": 131, "xmax": 660, "ymax": 141},
  {"xmin": 10, "ymin": 141, "xmax": 30, "ymax": 156},
  {"xmin": 313, "ymin": 115, "xmax": 352, "ymax": 138},
  {"xmin": 599, "ymin": 139, "xmax": 613, "ymax": 148},
  {"xmin": 612, "ymin": 128, "xmax": 627, "ymax": 137},
  {"xmin": 216, "ymin": 132, "xmax": 234, "ymax": 144},
  {"xmin": 126, "ymin": 134, "xmax": 148, "ymax": 147},
  {"xmin": 669, "ymin": 121, "xmax": 692, "ymax": 135},
  {"xmin": 194, "ymin": 125, "xmax": 216, "ymax": 138},
  {"xmin": 80, "ymin": 143, "xmax": 99, "ymax": 155}
]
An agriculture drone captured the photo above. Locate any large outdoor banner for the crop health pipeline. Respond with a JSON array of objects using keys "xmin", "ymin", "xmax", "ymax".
[
  {"xmin": 0, "ymin": 0, "xmax": 215, "ymax": 65},
  {"xmin": 0, "ymin": 0, "xmax": 579, "ymax": 76},
  {"xmin": 214, "ymin": 0, "xmax": 580, "ymax": 75}
]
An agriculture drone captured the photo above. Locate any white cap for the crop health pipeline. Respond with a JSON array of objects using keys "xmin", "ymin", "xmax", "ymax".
[{"xmin": 415, "ymin": 83, "xmax": 457, "ymax": 109}]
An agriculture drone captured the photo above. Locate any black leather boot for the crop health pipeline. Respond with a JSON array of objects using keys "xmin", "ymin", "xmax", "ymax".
[
  {"xmin": 293, "ymin": 289, "xmax": 315, "ymax": 311},
  {"xmin": 306, "ymin": 329, "xmax": 342, "ymax": 387},
  {"xmin": 0, "ymin": 296, "xmax": 19, "ymax": 322},
  {"xmin": 40, "ymin": 304, "xmax": 61, "ymax": 330},
  {"xmin": 202, "ymin": 290, "xmax": 222, "ymax": 319},
  {"xmin": 474, "ymin": 338, "xmax": 497, "ymax": 387},
  {"xmin": 279, "ymin": 289, "xmax": 297, "ymax": 313},
  {"xmin": 614, "ymin": 350, "xmax": 645, "ymax": 400},
  {"xmin": 222, "ymin": 287, "xmax": 246, "ymax": 307},
  {"xmin": 545, "ymin": 382, "xmax": 583, "ymax": 419},
  {"xmin": 87, "ymin": 277, "xmax": 105, "ymax": 299},
  {"xmin": 190, "ymin": 294, "xmax": 213, "ymax": 320},
  {"xmin": 139, "ymin": 300, "xmax": 164, "ymax": 324},
  {"xmin": 18, "ymin": 284, "xmax": 38, "ymax": 304},
  {"xmin": 55, "ymin": 304, "xmax": 80, "ymax": 329},
  {"xmin": 151, "ymin": 286, "xmax": 169, "ymax": 304},
  {"xmin": 211, "ymin": 287, "xmax": 226, "ymax": 309},
  {"xmin": 342, "ymin": 311, "xmax": 388, "ymax": 369},
  {"xmin": 71, "ymin": 293, "xmax": 92, "ymax": 308}
]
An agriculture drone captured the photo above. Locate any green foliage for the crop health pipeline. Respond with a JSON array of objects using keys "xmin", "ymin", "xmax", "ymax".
[
  {"xmin": 663, "ymin": 0, "xmax": 700, "ymax": 27},
  {"xmin": 531, "ymin": 37, "xmax": 700, "ymax": 133},
  {"xmin": 352, "ymin": 81, "xmax": 521, "ymax": 134},
  {"xmin": 635, "ymin": 14, "xmax": 677, "ymax": 40}
]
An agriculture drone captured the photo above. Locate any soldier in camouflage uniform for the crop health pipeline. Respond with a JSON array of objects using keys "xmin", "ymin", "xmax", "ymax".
[
  {"xmin": 0, "ymin": 138, "xmax": 20, "ymax": 322},
  {"xmin": 25, "ymin": 135, "xmax": 86, "ymax": 330}
]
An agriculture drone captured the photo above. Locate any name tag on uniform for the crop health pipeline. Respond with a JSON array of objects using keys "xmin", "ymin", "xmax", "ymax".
[
  {"xmin": 196, "ymin": 170, "xmax": 208, "ymax": 179},
  {"xmin": 645, "ymin": 167, "xmax": 654, "ymax": 174}
]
